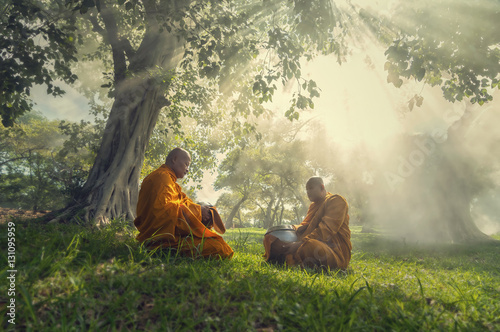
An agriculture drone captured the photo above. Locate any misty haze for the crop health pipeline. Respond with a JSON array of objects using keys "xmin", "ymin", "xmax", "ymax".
[{"xmin": 1, "ymin": 0, "xmax": 499, "ymax": 330}]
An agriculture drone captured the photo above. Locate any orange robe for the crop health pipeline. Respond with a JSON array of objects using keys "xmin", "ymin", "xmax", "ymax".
[
  {"xmin": 134, "ymin": 165, "xmax": 233, "ymax": 259},
  {"xmin": 264, "ymin": 193, "xmax": 352, "ymax": 269}
]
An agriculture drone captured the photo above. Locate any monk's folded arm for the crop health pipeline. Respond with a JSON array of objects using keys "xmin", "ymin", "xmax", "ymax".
[
  {"xmin": 150, "ymin": 176, "xmax": 198, "ymax": 227},
  {"xmin": 179, "ymin": 203, "xmax": 202, "ymax": 225},
  {"xmin": 304, "ymin": 196, "xmax": 348, "ymax": 242},
  {"xmin": 159, "ymin": 182, "xmax": 189, "ymax": 220},
  {"xmin": 293, "ymin": 225, "xmax": 305, "ymax": 238}
]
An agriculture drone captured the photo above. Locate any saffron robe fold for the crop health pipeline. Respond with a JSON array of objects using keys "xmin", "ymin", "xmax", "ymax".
[
  {"xmin": 134, "ymin": 165, "xmax": 233, "ymax": 259},
  {"xmin": 264, "ymin": 193, "xmax": 352, "ymax": 269}
]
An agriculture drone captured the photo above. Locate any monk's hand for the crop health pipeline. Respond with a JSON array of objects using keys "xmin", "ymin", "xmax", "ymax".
[{"xmin": 284, "ymin": 241, "xmax": 303, "ymax": 254}]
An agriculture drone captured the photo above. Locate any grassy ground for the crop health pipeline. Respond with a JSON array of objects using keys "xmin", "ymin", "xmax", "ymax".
[{"xmin": 1, "ymin": 219, "xmax": 499, "ymax": 331}]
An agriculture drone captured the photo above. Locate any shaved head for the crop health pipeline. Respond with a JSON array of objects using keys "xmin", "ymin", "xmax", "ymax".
[
  {"xmin": 306, "ymin": 177, "xmax": 324, "ymax": 188},
  {"xmin": 306, "ymin": 177, "xmax": 326, "ymax": 203},
  {"xmin": 165, "ymin": 147, "xmax": 190, "ymax": 163},
  {"xmin": 165, "ymin": 148, "xmax": 191, "ymax": 179}
]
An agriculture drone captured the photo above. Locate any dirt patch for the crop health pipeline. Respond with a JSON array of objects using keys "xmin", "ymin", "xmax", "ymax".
[{"xmin": 0, "ymin": 207, "xmax": 49, "ymax": 223}]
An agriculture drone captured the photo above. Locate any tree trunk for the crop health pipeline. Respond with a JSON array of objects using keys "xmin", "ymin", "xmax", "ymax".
[
  {"xmin": 235, "ymin": 210, "xmax": 242, "ymax": 227},
  {"xmin": 225, "ymin": 196, "xmax": 247, "ymax": 229},
  {"xmin": 398, "ymin": 105, "xmax": 493, "ymax": 243},
  {"xmin": 49, "ymin": 27, "xmax": 183, "ymax": 225},
  {"xmin": 438, "ymin": 108, "xmax": 491, "ymax": 243},
  {"xmin": 446, "ymin": 187, "xmax": 490, "ymax": 242},
  {"xmin": 441, "ymin": 106, "xmax": 492, "ymax": 242},
  {"xmin": 270, "ymin": 196, "xmax": 282, "ymax": 227},
  {"xmin": 78, "ymin": 79, "xmax": 163, "ymax": 223},
  {"xmin": 278, "ymin": 203, "xmax": 284, "ymax": 225},
  {"xmin": 292, "ymin": 206, "xmax": 302, "ymax": 224},
  {"xmin": 263, "ymin": 197, "xmax": 275, "ymax": 229},
  {"xmin": 429, "ymin": 155, "xmax": 491, "ymax": 243}
]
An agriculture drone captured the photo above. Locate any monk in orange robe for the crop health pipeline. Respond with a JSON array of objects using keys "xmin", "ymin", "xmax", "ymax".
[
  {"xmin": 134, "ymin": 148, "xmax": 233, "ymax": 259},
  {"xmin": 264, "ymin": 177, "xmax": 352, "ymax": 270}
]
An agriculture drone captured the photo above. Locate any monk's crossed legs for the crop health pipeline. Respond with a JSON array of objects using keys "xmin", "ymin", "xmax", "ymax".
[{"xmin": 293, "ymin": 238, "xmax": 344, "ymax": 270}]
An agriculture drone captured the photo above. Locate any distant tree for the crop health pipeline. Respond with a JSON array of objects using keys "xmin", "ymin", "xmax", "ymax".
[
  {"xmin": 406, "ymin": 106, "xmax": 495, "ymax": 242},
  {"xmin": 381, "ymin": 2, "xmax": 499, "ymax": 242},
  {"xmin": 0, "ymin": 112, "xmax": 95, "ymax": 211},
  {"xmin": 214, "ymin": 147, "xmax": 263, "ymax": 228},
  {"xmin": 216, "ymin": 192, "xmax": 251, "ymax": 228},
  {"xmin": 215, "ymin": 120, "xmax": 313, "ymax": 228},
  {"xmin": 0, "ymin": 0, "xmax": 78, "ymax": 126}
]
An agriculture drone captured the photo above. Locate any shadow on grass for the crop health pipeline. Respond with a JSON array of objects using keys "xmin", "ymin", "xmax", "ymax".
[{"xmin": 0, "ymin": 218, "xmax": 141, "ymax": 286}]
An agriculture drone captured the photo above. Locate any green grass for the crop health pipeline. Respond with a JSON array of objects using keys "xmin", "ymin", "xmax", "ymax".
[{"xmin": 1, "ymin": 219, "xmax": 499, "ymax": 331}]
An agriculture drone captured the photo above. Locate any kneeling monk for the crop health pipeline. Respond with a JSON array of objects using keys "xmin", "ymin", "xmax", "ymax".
[
  {"xmin": 134, "ymin": 148, "xmax": 233, "ymax": 259},
  {"xmin": 264, "ymin": 177, "xmax": 351, "ymax": 269}
]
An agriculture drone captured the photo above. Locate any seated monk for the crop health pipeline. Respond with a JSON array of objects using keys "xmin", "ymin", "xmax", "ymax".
[
  {"xmin": 264, "ymin": 177, "xmax": 352, "ymax": 270},
  {"xmin": 134, "ymin": 148, "xmax": 233, "ymax": 259}
]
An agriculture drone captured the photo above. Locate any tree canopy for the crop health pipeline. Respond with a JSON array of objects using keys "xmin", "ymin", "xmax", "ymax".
[
  {"xmin": 1, "ymin": 0, "xmax": 78, "ymax": 126},
  {"xmin": 374, "ymin": 0, "xmax": 500, "ymax": 105}
]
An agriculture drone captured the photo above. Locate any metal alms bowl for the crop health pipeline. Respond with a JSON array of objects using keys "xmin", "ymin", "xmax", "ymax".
[{"xmin": 265, "ymin": 225, "xmax": 298, "ymax": 243}]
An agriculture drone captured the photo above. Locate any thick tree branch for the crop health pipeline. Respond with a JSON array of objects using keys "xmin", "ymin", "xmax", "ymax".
[
  {"xmin": 132, "ymin": 0, "xmax": 186, "ymax": 73},
  {"xmin": 141, "ymin": 0, "xmax": 159, "ymax": 23},
  {"xmin": 88, "ymin": 11, "xmax": 136, "ymax": 69},
  {"xmin": 0, "ymin": 156, "xmax": 29, "ymax": 167},
  {"xmin": 121, "ymin": 38, "xmax": 136, "ymax": 61},
  {"xmin": 88, "ymin": 14, "xmax": 106, "ymax": 36},
  {"xmin": 0, "ymin": 147, "xmax": 45, "ymax": 167},
  {"xmin": 98, "ymin": 1, "xmax": 127, "ymax": 84}
]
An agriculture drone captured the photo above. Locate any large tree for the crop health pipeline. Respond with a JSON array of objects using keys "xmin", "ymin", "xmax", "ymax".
[
  {"xmin": 2, "ymin": 0, "xmax": 335, "ymax": 223},
  {"xmin": 73, "ymin": 0, "xmax": 333, "ymax": 224},
  {"xmin": 376, "ymin": 1, "xmax": 500, "ymax": 242}
]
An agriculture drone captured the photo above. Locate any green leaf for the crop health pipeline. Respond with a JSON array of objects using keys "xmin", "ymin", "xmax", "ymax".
[
  {"xmin": 415, "ymin": 68, "xmax": 425, "ymax": 81},
  {"xmin": 408, "ymin": 99, "xmax": 415, "ymax": 111},
  {"xmin": 82, "ymin": 0, "xmax": 95, "ymax": 8},
  {"xmin": 415, "ymin": 95, "xmax": 424, "ymax": 107}
]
